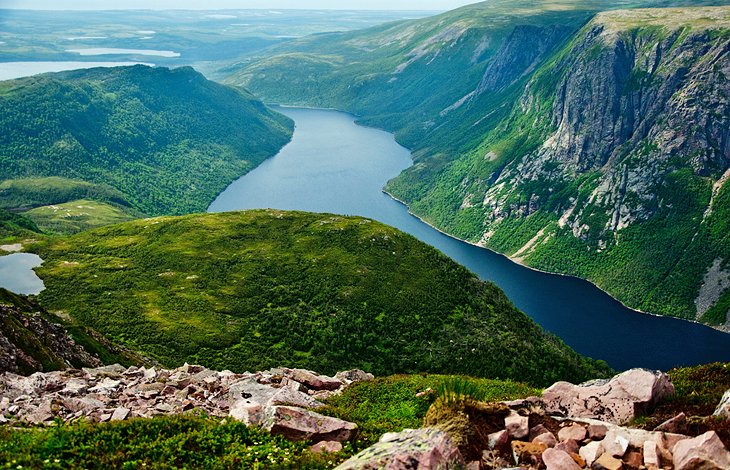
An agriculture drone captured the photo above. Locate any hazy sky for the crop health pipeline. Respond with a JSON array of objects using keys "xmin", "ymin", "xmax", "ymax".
[{"xmin": 1, "ymin": 0, "xmax": 479, "ymax": 10}]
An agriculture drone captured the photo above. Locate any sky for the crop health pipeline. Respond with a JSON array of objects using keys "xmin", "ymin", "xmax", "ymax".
[{"xmin": 1, "ymin": 0, "xmax": 479, "ymax": 10}]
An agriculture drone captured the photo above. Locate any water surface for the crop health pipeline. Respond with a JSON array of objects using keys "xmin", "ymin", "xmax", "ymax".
[
  {"xmin": 210, "ymin": 107, "xmax": 730, "ymax": 371},
  {"xmin": 0, "ymin": 253, "xmax": 45, "ymax": 295},
  {"xmin": 66, "ymin": 48, "xmax": 180, "ymax": 57},
  {"xmin": 0, "ymin": 61, "xmax": 153, "ymax": 81}
]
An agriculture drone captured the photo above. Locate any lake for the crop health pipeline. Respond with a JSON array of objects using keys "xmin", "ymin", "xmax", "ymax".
[
  {"xmin": 0, "ymin": 253, "xmax": 45, "ymax": 296},
  {"xmin": 0, "ymin": 61, "xmax": 154, "ymax": 81},
  {"xmin": 210, "ymin": 107, "xmax": 730, "ymax": 371},
  {"xmin": 66, "ymin": 48, "xmax": 180, "ymax": 58}
]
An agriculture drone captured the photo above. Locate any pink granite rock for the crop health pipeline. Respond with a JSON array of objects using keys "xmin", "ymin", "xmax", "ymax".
[
  {"xmin": 542, "ymin": 448, "xmax": 581, "ymax": 470},
  {"xmin": 557, "ymin": 424, "xmax": 586, "ymax": 442},
  {"xmin": 672, "ymin": 431, "xmax": 730, "ymax": 470},
  {"xmin": 505, "ymin": 412, "xmax": 529, "ymax": 439},
  {"xmin": 263, "ymin": 406, "xmax": 357, "ymax": 442},
  {"xmin": 542, "ymin": 369, "xmax": 674, "ymax": 424},
  {"xmin": 311, "ymin": 441, "xmax": 343, "ymax": 454}
]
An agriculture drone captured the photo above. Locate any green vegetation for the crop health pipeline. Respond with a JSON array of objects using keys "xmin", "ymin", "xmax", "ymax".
[
  {"xmin": 0, "ymin": 208, "xmax": 40, "ymax": 241},
  {"xmin": 0, "ymin": 65, "xmax": 293, "ymax": 217},
  {"xmin": 0, "ymin": 374, "xmax": 537, "ymax": 469},
  {"xmin": 24, "ymin": 199, "xmax": 140, "ymax": 235},
  {"xmin": 29, "ymin": 210, "xmax": 610, "ymax": 386},
  {"xmin": 224, "ymin": 2, "xmax": 730, "ymax": 325}
]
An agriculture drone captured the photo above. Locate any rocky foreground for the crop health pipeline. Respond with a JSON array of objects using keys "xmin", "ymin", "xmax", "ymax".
[{"xmin": 1, "ymin": 366, "xmax": 729, "ymax": 469}]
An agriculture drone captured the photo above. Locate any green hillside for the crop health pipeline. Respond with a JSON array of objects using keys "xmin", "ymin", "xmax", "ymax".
[
  {"xmin": 0, "ymin": 65, "xmax": 293, "ymax": 219},
  {"xmin": 29, "ymin": 210, "xmax": 610, "ymax": 386},
  {"xmin": 224, "ymin": 2, "xmax": 730, "ymax": 327}
]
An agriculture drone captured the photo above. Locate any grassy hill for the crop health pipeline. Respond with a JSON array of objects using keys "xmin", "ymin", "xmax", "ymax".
[
  {"xmin": 29, "ymin": 210, "xmax": 610, "ymax": 386},
  {"xmin": 0, "ymin": 65, "xmax": 293, "ymax": 221},
  {"xmin": 223, "ymin": 2, "xmax": 730, "ymax": 327}
]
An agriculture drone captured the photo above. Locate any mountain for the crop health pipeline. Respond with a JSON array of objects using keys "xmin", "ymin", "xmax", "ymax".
[
  {"xmin": 0, "ymin": 288, "xmax": 142, "ymax": 375},
  {"xmin": 0, "ymin": 65, "xmax": 293, "ymax": 224},
  {"xmin": 28, "ymin": 210, "xmax": 610, "ymax": 386},
  {"xmin": 223, "ymin": 2, "xmax": 730, "ymax": 328}
]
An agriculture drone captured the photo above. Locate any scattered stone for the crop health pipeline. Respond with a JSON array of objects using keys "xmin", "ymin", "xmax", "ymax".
[
  {"xmin": 533, "ymin": 431, "xmax": 558, "ymax": 448},
  {"xmin": 511, "ymin": 441, "xmax": 547, "ymax": 466},
  {"xmin": 111, "ymin": 406, "xmax": 130, "ymax": 421},
  {"xmin": 542, "ymin": 448, "xmax": 581, "ymax": 470},
  {"xmin": 579, "ymin": 440, "xmax": 604, "ymax": 467},
  {"xmin": 487, "ymin": 429, "xmax": 510, "ymax": 451},
  {"xmin": 505, "ymin": 412, "xmax": 529, "ymax": 439},
  {"xmin": 529, "ymin": 424, "xmax": 550, "ymax": 441},
  {"xmin": 558, "ymin": 424, "xmax": 587, "ymax": 442},
  {"xmin": 623, "ymin": 450, "xmax": 642, "ymax": 469},
  {"xmin": 543, "ymin": 369, "xmax": 674, "ymax": 424},
  {"xmin": 282, "ymin": 368, "xmax": 342, "ymax": 391},
  {"xmin": 335, "ymin": 428, "xmax": 464, "ymax": 470},
  {"xmin": 555, "ymin": 439, "xmax": 580, "ymax": 455},
  {"xmin": 672, "ymin": 430, "xmax": 730, "ymax": 470},
  {"xmin": 263, "ymin": 406, "xmax": 357, "ymax": 442},
  {"xmin": 310, "ymin": 441, "xmax": 343, "ymax": 454},
  {"xmin": 653, "ymin": 412, "xmax": 688, "ymax": 434},
  {"xmin": 602, "ymin": 429, "xmax": 630, "ymax": 457},
  {"xmin": 588, "ymin": 423, "xmax": 608, "ymax": 440},
  {"xmin": 643, "ymin": 440, "xmax": 660, "ymax": 468},
  {"xmin": 713, "ymin": 389, "xmax": 730, "ymax": 418},
  {"xmin": 415, "ymin": 388, "xmax": 434, "ymax": 398},
  {"xmin": 334, "ymin": 369, "xmax": 374, "ymax": 384},
  {"xmin": 592, "ymin": 453, "xmax": 623, "ymax": 470}
]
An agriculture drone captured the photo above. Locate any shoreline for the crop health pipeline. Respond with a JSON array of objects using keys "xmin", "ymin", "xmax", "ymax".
[
  {"xmin": 380, "ymin": 192, "xmax": 730, "ymax": 336},
  {"xmin": 218, "ymin": 103, "xmax": 729, "ymax": 336}
]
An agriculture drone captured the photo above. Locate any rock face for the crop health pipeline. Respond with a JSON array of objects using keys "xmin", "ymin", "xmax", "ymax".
[
  {"xmin": 672, "ymin": 431, "xmax": 730, "ymax": 470},
  {"xmin": 0, "ymin": 299, "xmax": 103, "ymax": 375},
  {"xmin": 714, "ymin": 389, "xmax": 730, "ymax": 418},
  {"xmin": 542, "ymin": 368, "xmax": 674, "ymax": 424},
  {"xmin": 335, "ymin": 428, "xmax": 464, "ymax": 470},
  {"xmin": 0, "ymin": 364, "xmax": 365, "ymax": 432}
]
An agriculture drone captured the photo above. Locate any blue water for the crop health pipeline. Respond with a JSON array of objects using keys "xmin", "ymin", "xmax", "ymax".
[
  {"xmin": 209, "ymin": 107, "xmax": 730, "ymax": 371},
  {"xmin": 0, "ymin": 253, "xmax": 45, "ymax": 295}
]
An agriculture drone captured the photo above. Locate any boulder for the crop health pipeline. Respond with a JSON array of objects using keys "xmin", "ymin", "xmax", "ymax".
[
  {"xmin": 542, "ymin": 448, "xmax": 581, "ymax": 470},
  {"xmin": 602, "ymin": 429, "xmax": 630, "ymax": 457},
  {"xmin": 558, "ymin": 424, "xmax": 587, "ymax": 442},
  {"xmin": 282, "ymin": 368, "xmax": 342, "ymax": 391},
  {"xmin": 555, "ymin": 439, "xmax": 580, "ymax": 455},
  {"xmin": 487, "ymin": 429, "xmax": 510, "ymax": 451},
  {"xmin": 653, "ymin": 412, "xmax": 688, "ymax": 434},
  {"xmin": 624, "ymin": 451, "xmax": 642, "ymax": 469},
  {"xmin": 542, "ymin": 369, "xmax": 674, "ymax": 424},
  {"xmin": 672, "ymin": 431, "xmax": 730, "ymax": 470},
  {"xmin": 713, "ymin": 389, "xmax": 730, "ymax": 418},
  {"xmin": 579, "ymin": 440, "xmax": 604, "ymax": 467},
  {"xmin": 592, "ymin": 453, "xmax": 623, "ymax": 470},
  {"xmin": 511, "ymin": 441, "xmax": 547, "ymax": 466},
  {"xmin": 335, "ymin": 428, "xmax": 464, "ymax": 470},
  {"xmin": 505, "ymin": 412, "xmax": 529, "ymax": 439},
  {"xmin": 263, "ymin": 406, "xmax": 357, "ymax": 442},
  {"xmin": 311, "ymin": 441, "xmax": 343, "ymax": 454},
  {"xmin": 111, "ymin": 406, "xmax": 130, "ymax": 421},
  {"xmin": 334, "ymin": 369, "xmax": 374, "ymax": 384},
  {"xmin": 534, "ymin": 432, "xmax": 558, "ymax": 448},
  {"xmin": 588, "ymin": 423, "xmax": 608, "ymax": 440}
]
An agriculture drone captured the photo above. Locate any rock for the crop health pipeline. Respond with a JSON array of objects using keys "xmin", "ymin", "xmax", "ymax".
[
  {"xmin": 282, "ymin": 369, "xmax": 342, "ymax": 391},
  {"xmin": 542, "ymin": 369, "xmax": 674, "ymax": 424},
  {"xmin": 264, "ymin": 406, "xmax": 356, "ymax": 442},
  {"xmin": 592, "ymin": 453, "xmax": 623, "ymax": 470},
  {"xmin": 643, "ymin": 440, "xmax": 660, "ymax": 468},
  {"xmin": 555, "ymin": 439, "xmax": 580, "ymax": 455},
  {"xmin": 505, "ymin": 412, "xmax": 529, "ymax": 439},
  {"xmin": 334, "ymin": 369, "xmax": 374, "ymax": 384},
  {"xmin": 229, "ymin": 401, "xmax": 265, "ymax": 426},
  {"xmin": 88, "ymin": 378, "xmax": 121, "ymax": 393},
  {"xmin": 653, "ymin": 412, "xmax": 688, "ymax": 434},
  {"xmin": 529, "ymin": 424, "xmax": 550, "ymax": 440},
  {"xmin": 83, "ymin": 364, "xmax": 126, "ymax": 379},
  {"xmin": 558, "ymin": 424, "xmax": 587, "ymax": 442},
  {"xmin": 111, "ymin": 406, "xmax": 130, "ymax": 421},
  {"xmin": 511, "ymin": 441, "xmax": 547, "ymax": 466},
  {"xmin": 580, "ymin": 441, "xmax": 604, "ymax": 467},
  {"xmin": 533, "ymin": 432, "xmax": 558, "ymax": 448},
  {"xmin": 672, "ymin": 430, "xmax": 730, "ymax": 470},
  {"xmin": 623, "ymin": 451, "xmax": 642, "ymax": 469},
  {"xmin": 567, "ymin": 417, "xmax": 688, "ymax": 449},
  {"xmin": 542, "ymin": 448, "xmax": 581, "ymax": 470},
  {"xmin": 602, "ymin": 429, "xmax": 630, "ymax": 458},
  {"xmin": 335, "ymin": 428, "xmax": 464, "ymax": 470},
  {"xmin": 713, "ymin": 389, "xmax": 730, "ymax": 418},
  {"xmin": 311, "ymin": 441, "xmax": 343, "ymax": 454},
  {"xmin": 588, "ymin": 423, "xmax": 608, "ymax": 440},
  {"xmin": 269, "ymin": 386, "xmax": 325, "ymax": 409},
  {"xmin": 487, "ymin": 429, "xmax": 510, "ymax": 451}
]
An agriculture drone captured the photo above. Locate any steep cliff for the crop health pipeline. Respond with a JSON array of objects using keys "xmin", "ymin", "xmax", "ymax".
[{"xmin": 388, "ymin": 7, "xmax": 730, "ymax": 326}]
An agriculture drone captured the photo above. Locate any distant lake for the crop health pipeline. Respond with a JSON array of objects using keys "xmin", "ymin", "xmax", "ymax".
[
  {"xmin": 0, "ymin": 61, "xmax": 153, "ymax": 81},
  {"xmin": 66, "ymin": 48, "xmax": 180, "ymax": 57},
  {"xmin": 210, "ymin": 107, "xmax": 730, "ymax": 371},
  {"xmin": 0, "ymin": 253, "xmax": 45, "ymax": 295}
]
